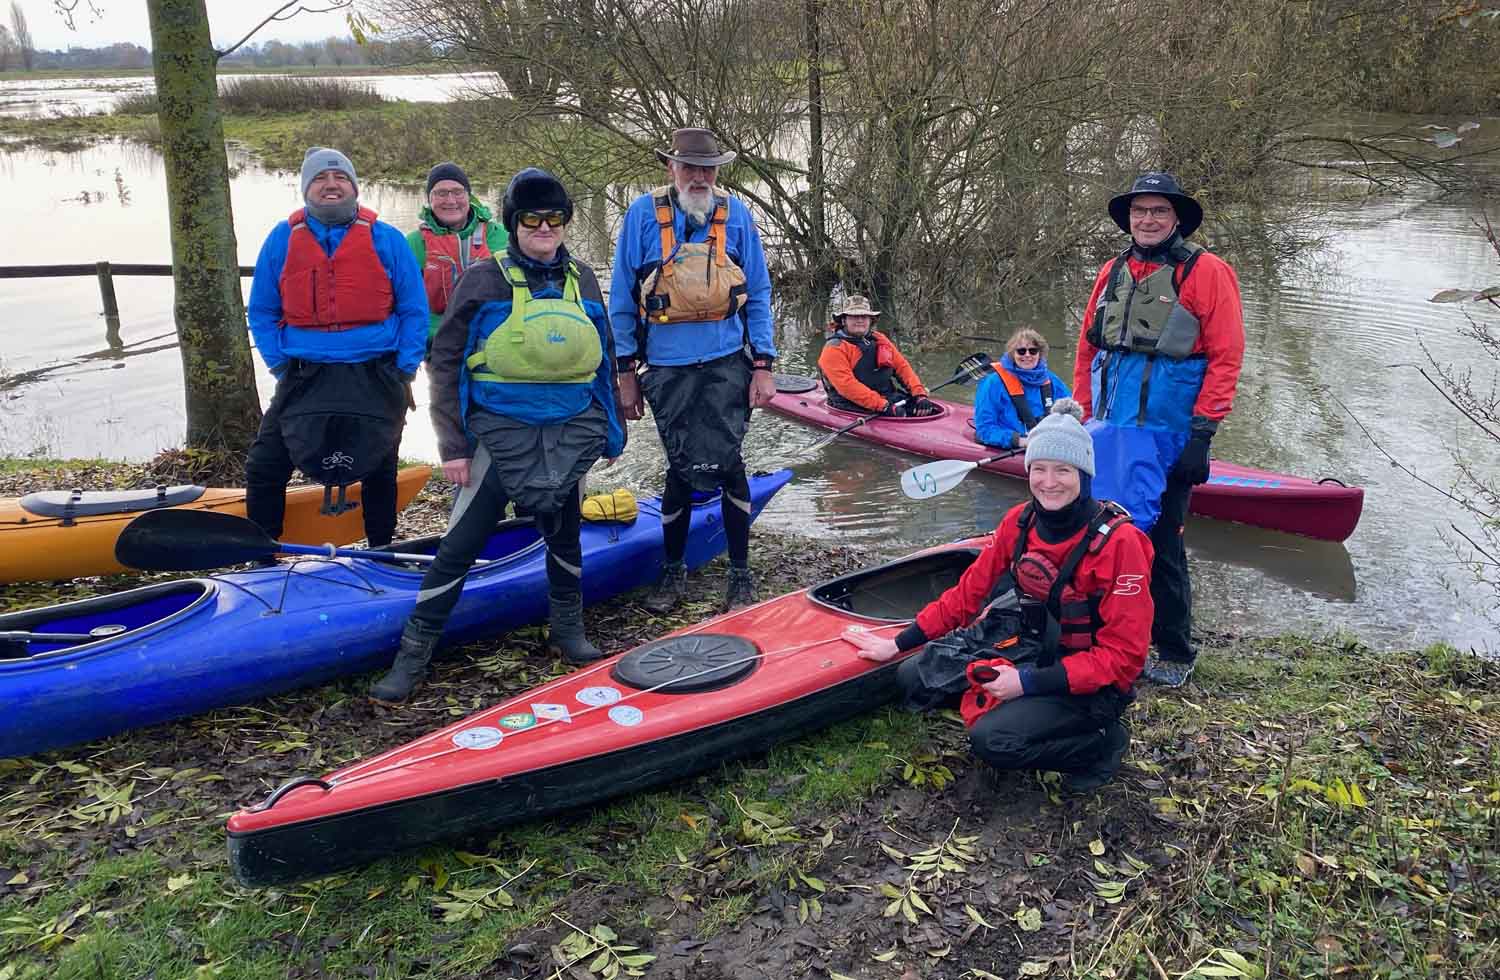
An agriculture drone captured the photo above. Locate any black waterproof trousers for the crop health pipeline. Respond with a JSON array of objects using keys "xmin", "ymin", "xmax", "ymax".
[
  {"xmin": 244, "ymin": 370, "xmax": 400, "ymax": 548},
  {"xmin": 895, "ymin": 656, "xmax": 1126, "ymax": 776},
  {"xmin": 641, "ymin": 351, "xmax": 754, "ymax": 566},
  {"xmin": 407, "ymin": 444, "xmax": 584, "ymax": 634},
  {"xmin": 1148, "ymin": 477, "xmax": 1195, "ymax": 663}
]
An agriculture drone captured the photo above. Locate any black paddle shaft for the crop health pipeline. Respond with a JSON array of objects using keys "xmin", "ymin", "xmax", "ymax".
[{"xmin": 115, "ymin": 508, "xmax": 280, "ymax": 571}]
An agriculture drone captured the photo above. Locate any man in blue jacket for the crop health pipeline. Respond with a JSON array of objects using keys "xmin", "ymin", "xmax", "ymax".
[
  {"xmin": 611, "ymin": 128, "xmax": 777, "ymax": 612},
  {"xmin": 245, "ymin": 147, "xmax": 428, "ymax": 549}
]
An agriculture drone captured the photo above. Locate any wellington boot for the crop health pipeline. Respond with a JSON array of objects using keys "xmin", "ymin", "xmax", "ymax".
[
  {"xmin": 547, "ymin": 591, "xmax": 604, "ymax": 665},
  {"xmin": 369, "ymin": 621, "xmax": 442, "ymax": 703},
  {"xmin": 643, "ymin": 562, "xmax": 689, "ymax": 614},
  {"xmin": 1062, "ymin": 721, "xmax": 1130, "ymax": 795},
  {"xmin": 721, "ymin": 566, "xmax": 756, "ymax": 612}
]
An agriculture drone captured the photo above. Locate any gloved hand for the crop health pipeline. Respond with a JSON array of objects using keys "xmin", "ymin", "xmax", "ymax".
[
  {"xmin": 1171, "ymin": 431, "xmax": 1213, "ymax": 485},
  {"xmin": 909, "ymin": 396, "xmax": 937, "ymax": 416},
  {"xmin": 884, "ymin": 398, "xmax": 908, "ymax": 418}
]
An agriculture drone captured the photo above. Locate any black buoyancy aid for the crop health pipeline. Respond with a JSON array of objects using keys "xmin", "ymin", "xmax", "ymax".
[
  {"xmin": 1010, "ymin": 500, "xmax": 1134, "ymax": 655},
  {"xmin": 1087, "ymin": 239, "xmax": 1205, "ymax": 359},
  {"xmin": 822, "ymin": 331, "xmax": 896, "ymax": 410},
  {"xmin": 992, "ymin": 363, "xmax": 1053, "ymax": 431}
]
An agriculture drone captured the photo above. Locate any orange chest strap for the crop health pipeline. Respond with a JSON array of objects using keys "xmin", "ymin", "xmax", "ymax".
[{"xmin": 653, "ymin": 192, "xmax": 730, "ymax": 280}]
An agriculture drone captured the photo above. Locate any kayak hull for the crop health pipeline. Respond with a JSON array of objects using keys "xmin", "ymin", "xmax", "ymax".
[
  {"xmin": 768, "ymin": 385, "xmax": 1363, "ymax": 541},
  {"xmin": 0, "ymin": 466, "xmax": 432, "ymax": 584},
  {"xmin": 225, "ymin": 543, "xmax": 982, "ymax": 886},
  {"xmin": 0, "ymin": 470, "xmax": 792, "ymax": 759}
]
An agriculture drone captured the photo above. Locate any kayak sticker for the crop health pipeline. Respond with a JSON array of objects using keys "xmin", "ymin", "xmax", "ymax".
[
  {"xmin": 532, "ymin": 702, "xmax": 572, "ymax": 724},
  {"xmin": 451, "ymin": 727, "xmax": 504, "ymax": 750},
  {"xmin": 608, "ymin": 705, "xmax": 644, "ymax": 727},
  {"xmin": 497, "ymin": 712, "xmax": 537, "ymax": 730},
  {"xmin": 576, "ymin": 685, "xmax": 623, "ymax": 707}
]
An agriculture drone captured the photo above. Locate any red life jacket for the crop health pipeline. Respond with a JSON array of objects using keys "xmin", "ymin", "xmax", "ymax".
[
  {"xmin": 991, "ymin": 363, "xmax": 1054, "ymax": 431},
  {"xmin": 279, "ymin": 206, "xmax": 394, "ymax": 332},
  {"xmin": 421, "ymin": 221, "xmax": 493, "ymax": 315}
]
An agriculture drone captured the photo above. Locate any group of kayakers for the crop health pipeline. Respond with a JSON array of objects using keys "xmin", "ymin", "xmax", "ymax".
[{"xmin": 243, "ymin": 128, "xmax": 1243, "ymax": 793}]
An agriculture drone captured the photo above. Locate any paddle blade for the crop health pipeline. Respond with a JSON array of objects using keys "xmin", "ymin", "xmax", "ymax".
[
  {"xmin": 899, "ymin": 459, "xmax": 980, "ymax": 500},
  {"xmin": 115, "ymin": 509, "xmax": 278, "ymax": 571},
  {"xmin": 953, "ymin": 352, "xmax": 994, "ymax": 383}
]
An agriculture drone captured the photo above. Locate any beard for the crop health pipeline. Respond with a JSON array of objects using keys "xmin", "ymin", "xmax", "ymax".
[{"xmin": 678, "ymin": 186, "xmax": 714, "ymax": 225}]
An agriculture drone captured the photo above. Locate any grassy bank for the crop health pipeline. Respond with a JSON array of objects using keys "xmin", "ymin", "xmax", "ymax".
[
  {"xmin": 0, "ymin": 459, "xmax": 1496, "ymax": 979},
  {"xmin": 0, "ymin": 99, "xmax": 628, "ymax": 186}
]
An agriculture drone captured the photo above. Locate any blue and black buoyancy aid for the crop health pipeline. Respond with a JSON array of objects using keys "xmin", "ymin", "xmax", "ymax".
[{"xmin": 1087, "ymin": 236, "xmax": 1207, "ymax": 432}]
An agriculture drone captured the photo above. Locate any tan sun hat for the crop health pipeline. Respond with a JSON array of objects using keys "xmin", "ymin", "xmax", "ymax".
[
  {"xmin": 654, "ymin": 128, "xmax": 738, "ymax": 167},
  {"xmin": 837, "ymin": 294, "xmax": 881, "ymax": 318}
]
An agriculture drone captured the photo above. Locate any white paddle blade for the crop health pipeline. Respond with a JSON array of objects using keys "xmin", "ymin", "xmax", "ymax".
[{"xmin": 899, "ymin": 458, "xmax": 979, "ymax": 499}]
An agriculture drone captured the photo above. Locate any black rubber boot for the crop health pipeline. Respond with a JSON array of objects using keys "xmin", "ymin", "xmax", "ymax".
[
  {"xmin": 1062, "ymin": 721, "xmax": 1130, "ymax": 795},
  {"xmin": 547, "ymin": 591, "xmax": 604, "ymax": 665},
  {"xmin": 721, "ymin": 566, "xmax": 756, "ymax": 612},
  {"xmin": 643, "ymin": 562, "xmax": 689, "ymax": 614},
  {"xmin": 369, "ymin": 621, "xmax": 442, "ymax": 702}
]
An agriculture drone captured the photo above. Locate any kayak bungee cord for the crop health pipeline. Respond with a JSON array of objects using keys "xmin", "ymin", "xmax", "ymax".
[{"xmin": 292, "ymin": 622, "xmax": 908, "ymax": 795}]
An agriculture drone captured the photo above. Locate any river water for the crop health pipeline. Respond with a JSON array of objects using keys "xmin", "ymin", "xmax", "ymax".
[{"xmin": 1, "ymin": 110, "xmax": 1497, "ymax": 652}]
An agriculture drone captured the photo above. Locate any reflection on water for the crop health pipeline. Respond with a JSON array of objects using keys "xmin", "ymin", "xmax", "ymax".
[{"xmin": 1, "ymin": 140, "xmax": 1497, "ymax": 653}]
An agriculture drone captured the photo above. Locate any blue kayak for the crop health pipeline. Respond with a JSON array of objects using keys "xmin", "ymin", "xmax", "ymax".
[{"xmin": 0, "ymin": 470, "xmax": 792, "ymax": 758}]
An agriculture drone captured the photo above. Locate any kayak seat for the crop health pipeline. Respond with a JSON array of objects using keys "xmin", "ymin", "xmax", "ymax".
[
  {"xmin": 809, "ymin": 550, "xmax": 981, "ymax": 621},
  {"xmin": 612, "ymin": 634, "xmax": 759, "ymax": 693},
  {"xmin": 20, "ymin": 485, "xmax": 206, "ymax": 520}
]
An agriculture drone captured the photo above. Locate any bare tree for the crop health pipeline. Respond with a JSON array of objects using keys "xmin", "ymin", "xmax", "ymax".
[{"xmin": 8, "ymin": 2, "xmax": 31, "ymax": 68}]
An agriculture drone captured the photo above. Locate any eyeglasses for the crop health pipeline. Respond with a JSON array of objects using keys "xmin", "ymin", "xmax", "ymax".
[
  {"xmin": 430, "ymin": 188, "xmax": 468, "ymax": 201},
  {"xmin": 1129, "ymin": 205, "xmax": 1175, "ymax": 220},
  {"xmin": 517, "ymin": 209, "xmax": 567, "ymax": 229},
  {"xmin": 1013, "ymin": 347, "xmax": 1041, "ymax": 356}
]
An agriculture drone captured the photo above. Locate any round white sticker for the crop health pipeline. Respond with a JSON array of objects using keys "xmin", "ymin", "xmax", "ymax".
[
  {"xmin": 451, "ymin": 727, "xmax": 504, "ymax": 750},
  {"xmin": 608, "ymin": 705, "xmax": 644, "ymax": 727},
  {"xmin": 576, "ymin": 685, "xmax": 623, "ymax": 707}
]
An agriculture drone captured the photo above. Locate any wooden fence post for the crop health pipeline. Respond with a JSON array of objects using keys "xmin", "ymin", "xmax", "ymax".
[{"xmin": 96, "ymin": 260, "xmax": 123, "ymax": 348}]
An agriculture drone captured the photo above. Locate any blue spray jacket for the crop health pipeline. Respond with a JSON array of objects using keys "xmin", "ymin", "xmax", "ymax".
[
  {"xmin": 608, "ymin": 189, "xmax": 776, "ymax": 365},
  {"xmin": 247, "ymin": 211, "xmax": 428, "ymax": 378},
  {"xmin": 973, "ymin": 356, "xmax": 1072, "ymax": 449}
]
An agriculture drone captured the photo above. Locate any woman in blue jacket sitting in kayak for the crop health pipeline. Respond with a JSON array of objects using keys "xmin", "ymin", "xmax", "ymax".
[{"xmin": 973, "ymin": 328, "xmax": 1071, "ymax": 451}]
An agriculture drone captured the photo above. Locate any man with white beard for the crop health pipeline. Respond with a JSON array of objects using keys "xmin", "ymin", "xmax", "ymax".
[{"xmin": 610, "ymin": 128, "xmax": 777, "ymax": 613}]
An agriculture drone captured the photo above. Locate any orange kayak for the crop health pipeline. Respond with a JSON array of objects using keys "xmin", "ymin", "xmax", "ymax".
[{"xmin": 0, "ymin": 465, "xmax": 431, "ymax": 584}]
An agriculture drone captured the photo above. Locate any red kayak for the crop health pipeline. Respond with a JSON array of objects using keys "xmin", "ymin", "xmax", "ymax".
[
  {"xmin": 767, "ymin": 382, "xmax": 1363, "ymax": 542},
  {"xmin": 226, "ymin": 542, "xmax": 984, "ymax": 886}
]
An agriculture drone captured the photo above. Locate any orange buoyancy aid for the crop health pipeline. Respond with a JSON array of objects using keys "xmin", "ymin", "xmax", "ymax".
[
  {"xmin": 421, "ymin": 221, "xmax": 493, "ymax": 315},
  {"xmin": 279, "ymin": 206, "xmax": 395, "ymax": 332},
  {"xmin": 637, "ymin": 186, "xmax": 748, "ymax": 325},
  {"xmin": 992, "ymin": 363, "xmax": 1054, "ymax": 431}
]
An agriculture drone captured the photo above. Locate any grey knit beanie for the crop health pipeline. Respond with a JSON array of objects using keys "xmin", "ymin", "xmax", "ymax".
[
  {"xmin": 301, "ymin": 147, "xmax": 358, "ymax": 195},
  {"xmin": 1024, "ymin": 399, "xmax": 1094, "ymax": 476}
]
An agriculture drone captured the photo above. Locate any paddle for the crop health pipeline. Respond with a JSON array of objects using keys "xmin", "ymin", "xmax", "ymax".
[
  {"xmin": 899, "ymin": 448, "xmax": 1025, "ymax": 500},
  {"xmin": 806, "ymin": 351, "xmax": 993, "ymax": 452},
  {"xmin": 115, "ymin": 509, "xmax": 445, "ymax": 572}
]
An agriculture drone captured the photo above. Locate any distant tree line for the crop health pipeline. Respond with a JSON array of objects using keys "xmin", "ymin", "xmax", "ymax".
[{"xmin": 0, "ymin": 33, "xmax": 440, "ymax": 72}]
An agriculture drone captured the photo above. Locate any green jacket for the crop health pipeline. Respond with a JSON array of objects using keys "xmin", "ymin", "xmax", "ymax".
[{"xmin": 406, "ymin": 198, "xmax": 510, "ymax": 340}]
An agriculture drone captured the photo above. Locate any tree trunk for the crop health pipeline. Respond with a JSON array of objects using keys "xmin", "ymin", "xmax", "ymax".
[
  {"xmin": 146, "ymin": 0, "xmax": 263, "ymax": 451},
  {"xmin": 804, "ymin": 0, "xmax": 827, "ymax": 270}
]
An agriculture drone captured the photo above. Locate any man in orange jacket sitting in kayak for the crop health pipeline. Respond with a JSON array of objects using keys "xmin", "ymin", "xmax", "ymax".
[{"xmin": 817, "ymin": 295, "xmax": 938, "ymax": 416}]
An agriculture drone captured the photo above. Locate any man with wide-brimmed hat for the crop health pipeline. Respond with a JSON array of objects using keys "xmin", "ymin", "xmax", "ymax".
[
  {"xmin": 609, "ymin": 127, "xmax": 777, "ymax": 614},
  {"xmin": 1071, "ymin": 171, "xmax": 1245, "ymax": 688},
  {"xmin": 817, "ymin": 294, "xmax": 936, "ymax": 416}
]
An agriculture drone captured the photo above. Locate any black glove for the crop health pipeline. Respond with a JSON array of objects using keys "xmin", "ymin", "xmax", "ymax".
[
  {"xmin": 1171, "ymin": 431, "xmax": 1213, "ymax": 485},
  {"xmin": 909, "ymin": 396, "xmax": 937, "ymax": 416},
  {"xmin": 884, "ymin": 398, "xmax": 908, "ymax": 418}
]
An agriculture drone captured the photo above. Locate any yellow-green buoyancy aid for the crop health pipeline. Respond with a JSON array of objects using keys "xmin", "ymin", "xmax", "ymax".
[
  {"xmin": 466, "ymin": 258, "xmax": 603, "ymax": 385},
  {"xmin": 1087, "ymin": 241, "xmax": 1205, "ymax": 360}
]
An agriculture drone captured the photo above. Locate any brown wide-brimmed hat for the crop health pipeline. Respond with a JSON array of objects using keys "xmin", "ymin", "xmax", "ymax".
[
  {"xmin": 655, "ymin": 128, "xmax": 738, "ymax": 167},
  {"xmin": 836, "ymin": 295, "xmax": 881, "ymax": 318}
]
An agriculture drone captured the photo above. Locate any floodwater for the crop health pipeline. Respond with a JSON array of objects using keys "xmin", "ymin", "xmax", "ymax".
[{"xmin": 1, "ymin": 123, "xmax": 1497, "ymax": 653}]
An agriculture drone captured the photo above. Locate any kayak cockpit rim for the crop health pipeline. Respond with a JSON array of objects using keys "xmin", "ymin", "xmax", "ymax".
[
  {"xmin": 808, "ymin": 548, "xmax": 980, "ymax": 622},
  {"xmin": 0, "ymin": 579, "xmax": 216, "ymax": 663}
]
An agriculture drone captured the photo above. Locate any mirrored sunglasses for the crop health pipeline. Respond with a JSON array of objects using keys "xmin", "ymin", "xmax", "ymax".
[{"xmin": 517, "ymin": 209, "xmax": 567, "ymax": 229}]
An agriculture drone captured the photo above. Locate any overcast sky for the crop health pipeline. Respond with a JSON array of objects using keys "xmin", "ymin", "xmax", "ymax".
[{"xmin": 14, "ymin": 1, "xmax": 356, "ymax": 50}]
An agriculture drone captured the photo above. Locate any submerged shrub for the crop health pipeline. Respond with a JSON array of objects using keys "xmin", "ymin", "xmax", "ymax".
[
  {"xmin": 218, "ymin": 76, "xmax": 385, "ymax": 113},
  {"xmin": 111, "ymin": 92, "xmax": 159, "ymax": 115}
]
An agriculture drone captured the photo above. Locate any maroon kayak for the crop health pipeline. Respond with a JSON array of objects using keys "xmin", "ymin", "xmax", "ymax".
[{"xmin": 767, "ymin": 382, "xmax": 1362, "ymax": 542}]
